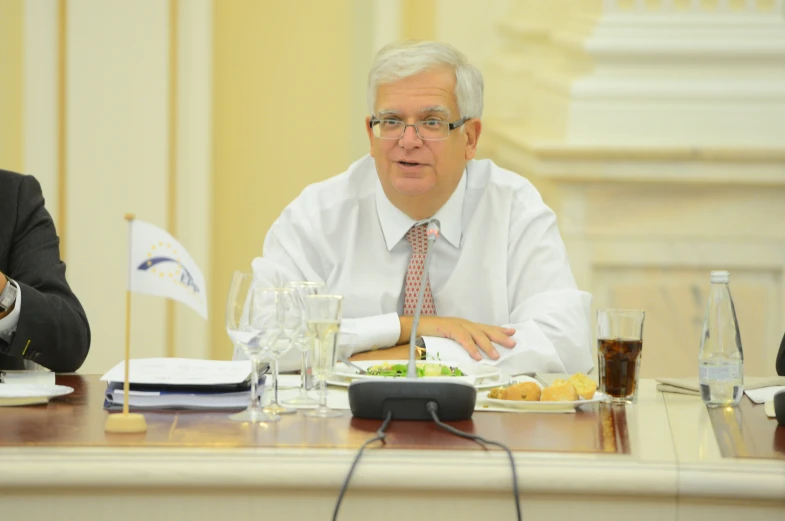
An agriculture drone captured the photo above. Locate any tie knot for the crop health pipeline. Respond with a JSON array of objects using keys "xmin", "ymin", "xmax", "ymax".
[{"xmin": 406, "ymin": 224, "xmax": 429, "ymax": 255}]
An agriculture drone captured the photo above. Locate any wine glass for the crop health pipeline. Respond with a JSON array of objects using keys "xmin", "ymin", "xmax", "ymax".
[
  {"xmin": 225, "ymin": 272, "xmax": 279, "ymax": 423},
  {"xmin": 282, "ymin": 281, "xmax": 324, "ymax": 407},
  {"xmin": 261, "ymin": 288, "xmax": 299, "ymax": 415},
  {"xmin": 303, "ymin": 294, "xmax": 343, "ymax": 418}
]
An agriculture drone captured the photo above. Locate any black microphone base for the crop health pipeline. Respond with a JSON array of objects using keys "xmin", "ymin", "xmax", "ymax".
[
  {"xmin": 348, "ymin": 379, "xmax": 476, "ymax": 421},
  {"xmin": 774, "ymin": 390, "xmax": 785, "ymax": 426}
]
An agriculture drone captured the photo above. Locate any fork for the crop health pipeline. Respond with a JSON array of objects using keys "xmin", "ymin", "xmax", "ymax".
[{"xmin": 338, "ymin": 356, "xmax": 368, "ymax": 375}]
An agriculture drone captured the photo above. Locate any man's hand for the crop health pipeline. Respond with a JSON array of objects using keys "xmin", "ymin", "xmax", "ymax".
[{"xmin": 398, "ymin": 316, "xmax": 516, "ymax": 361}]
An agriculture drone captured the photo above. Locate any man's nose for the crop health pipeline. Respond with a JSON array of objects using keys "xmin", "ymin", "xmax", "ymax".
[{"xmin": 398, "ymin": 124, "xmax": 422, "ymax": 149}]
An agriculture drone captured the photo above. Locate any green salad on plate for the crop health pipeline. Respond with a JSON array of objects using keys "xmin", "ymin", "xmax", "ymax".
[{"xmin": 366, "ymin": 362, "xmax": 464, "ymax": 377}]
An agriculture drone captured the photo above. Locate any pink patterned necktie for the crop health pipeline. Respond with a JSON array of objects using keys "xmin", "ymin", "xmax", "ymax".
[{"xmin": 403, "ymin": 224, "xmax": 436, "ymax": 316}]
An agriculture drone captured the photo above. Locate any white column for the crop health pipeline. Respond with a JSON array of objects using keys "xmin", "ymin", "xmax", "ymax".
[{"xmin": 174, "ymin": 0, "xmax": 212, "ymax": 361}]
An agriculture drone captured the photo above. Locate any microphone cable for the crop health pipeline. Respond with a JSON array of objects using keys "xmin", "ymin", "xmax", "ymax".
[
  {"xmin": 332, "ymin": 410, "xmax": 393, "ymax": 521},
  {"xmin": 426, "ymin": 401, "xmax": 522, "ymax": 521}
]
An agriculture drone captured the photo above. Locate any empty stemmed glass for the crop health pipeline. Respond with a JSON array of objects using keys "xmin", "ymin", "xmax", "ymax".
[
  {"xmin": 303, "ymin": 294, "xmax": 343, "ymax": 418},
  {"xmin": 225, "ymin": 271, "xmax": 279, "ymax": 423},
  {"xmin": 261, "ymin": 287, "xmax": 299, "ymax": 416},
  {"xmin": 282, "ymin": 281, "xmax": 324, "ymax": 407}
]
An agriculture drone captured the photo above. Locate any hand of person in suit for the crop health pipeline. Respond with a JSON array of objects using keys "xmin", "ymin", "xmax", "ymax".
[{"xmin": 398, "ymin": 316, "xmax": 516, "ymax": 361}]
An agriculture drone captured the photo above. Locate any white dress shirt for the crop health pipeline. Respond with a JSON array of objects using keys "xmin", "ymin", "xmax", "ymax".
[{"xmin": 242, "ymin": 155, "xmax": 593, "ymax": 375}]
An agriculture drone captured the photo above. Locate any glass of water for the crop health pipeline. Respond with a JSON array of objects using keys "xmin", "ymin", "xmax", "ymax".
[
  {"xmin": 225, "ymin": 272, "xmax": 278, "ymax": 423},
  {"xmin": 302, "ymin": 294, "xmax": 343, "ymax": 418},
  {"xmin": 283, "ymin": 281, "xmax": 324, "ymax": 407},
  {"xmin": 261, "ymin": 287, "xmax": 299, "ymax": 416}
]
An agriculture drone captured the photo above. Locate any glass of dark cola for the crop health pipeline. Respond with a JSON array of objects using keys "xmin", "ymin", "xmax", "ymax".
[{"xmin": 597, "ymin": 309, "xmax": 645, "ymax": 404}]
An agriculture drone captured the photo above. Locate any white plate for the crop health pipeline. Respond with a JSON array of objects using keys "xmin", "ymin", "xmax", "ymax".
[
  {"xmin": 333, "ymin": 360, "xmax": 499, "ymax": 382},
  {"xmin": 0, "ymin": 384, "xmax": 74, "ymax": 406},
  {"xmin": 325, "ymin": 373, "xmax": 504, "ymax": 390},
  {"xmin": 478, "ymin": 376, "xmax": 608, "ymax": 411}
]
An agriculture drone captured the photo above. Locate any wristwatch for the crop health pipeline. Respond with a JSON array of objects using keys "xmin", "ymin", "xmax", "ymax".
[
  {"xmin": 415, "ymin": 336, "xmax": 426, "ymax": 360},
  {"xmin": 0, "ymin": 277, "xmax": 19, "ymax": 313}
]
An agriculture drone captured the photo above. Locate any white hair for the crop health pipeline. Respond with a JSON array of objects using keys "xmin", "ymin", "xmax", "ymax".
[{"xmin": 367, "ymin": 41, "xmax": 484, "ymax": 119}]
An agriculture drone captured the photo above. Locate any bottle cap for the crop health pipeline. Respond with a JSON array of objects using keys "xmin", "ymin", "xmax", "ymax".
[{"xmin": 710, "ymin": 270, "xmax": 730, "ymax": 283}]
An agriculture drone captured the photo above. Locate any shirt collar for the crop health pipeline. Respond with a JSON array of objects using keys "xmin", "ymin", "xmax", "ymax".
[{"xmin": 375, "ymin": 169, "xmax": 466, "ymax": 251}]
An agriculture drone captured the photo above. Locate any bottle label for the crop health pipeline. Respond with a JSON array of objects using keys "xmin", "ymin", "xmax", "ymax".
[{"xmin": 699, "ymin": 364, "xmax": 741, "ymax": 382}]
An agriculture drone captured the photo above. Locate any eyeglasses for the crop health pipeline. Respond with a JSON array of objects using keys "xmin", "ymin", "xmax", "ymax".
[{"xmin": 369, "ymin": 117, "xmax": 468, "ymax": 141}]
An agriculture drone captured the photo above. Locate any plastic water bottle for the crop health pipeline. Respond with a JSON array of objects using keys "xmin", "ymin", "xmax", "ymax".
[{"xmin": 699, "ymin": 270, "xmax": 744, "ymax": 407}]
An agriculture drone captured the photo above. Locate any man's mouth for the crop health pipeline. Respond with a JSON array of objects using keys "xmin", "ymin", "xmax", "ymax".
[{"xmin": 397, "ymin": 160, "xmax": 422, "ymax": 167}]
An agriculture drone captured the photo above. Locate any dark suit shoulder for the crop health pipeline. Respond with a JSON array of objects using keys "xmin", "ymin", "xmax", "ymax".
[
  {"xmin": 0, "ymin": 171, "xmax": 46, "ymax": 219},
  {"xmin": 0, "ymin": 169, "xmax": 26, "ymax": 185},
  {"xmin": 0, "ymin": 170, "xmax": 24, "ymax": 204}
]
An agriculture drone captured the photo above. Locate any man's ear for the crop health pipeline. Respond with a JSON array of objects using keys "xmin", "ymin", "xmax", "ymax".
[
  {"xmin": 464, "ymin": 119, "xmax": 482, "ymax": 161},
  {"xmin": 365, "ymin": 116, "xmax": 375, "ymax": 157}
]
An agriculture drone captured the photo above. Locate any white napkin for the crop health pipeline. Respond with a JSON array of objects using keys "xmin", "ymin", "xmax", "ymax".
[
  {"xmin": 0, "ymin": 370, "xmax": 56, "ymax": 386},
  {"xmin": 764, "ymin": 400, "xmax": 776, "ymax": 418},
  {"xmin": 744, "ymin": 386, "xmax": 785, "ymax": 404},
  {"xmin": 656, "ymin": 376, "xmax": 785, "ymax": 398}
]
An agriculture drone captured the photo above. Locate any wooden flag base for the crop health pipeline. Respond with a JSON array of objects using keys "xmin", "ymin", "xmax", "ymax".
[{"xmin": 104, "ymin": 413, "xmax": 148, "ymax": 433}]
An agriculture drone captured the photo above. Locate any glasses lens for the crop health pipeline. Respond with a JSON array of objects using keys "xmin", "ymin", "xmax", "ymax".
[
  {"xmin": 375, "ymin": 120, "xmax": 403, "ymax": 139},
  {"xmin": 416, "ymin": 120, "xmax": 449, "ymax": 140}
]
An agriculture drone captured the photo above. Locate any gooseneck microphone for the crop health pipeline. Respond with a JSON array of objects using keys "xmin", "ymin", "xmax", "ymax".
[
  {"xmin": 407, "ymin": 219, "xmax": 441, "ymax": 379},
  {"xmin": 338, "ymin": 220, "xmax": 519, "ymax": 521},
  {"xmin": 348, "ymin": 218, "xmax": 476, "ymax": 421}
]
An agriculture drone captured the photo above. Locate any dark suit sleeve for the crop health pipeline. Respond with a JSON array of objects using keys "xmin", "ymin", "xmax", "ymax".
[{"xmin": 0, "ymin": 176, "xmax": 91, "ymax": 372}]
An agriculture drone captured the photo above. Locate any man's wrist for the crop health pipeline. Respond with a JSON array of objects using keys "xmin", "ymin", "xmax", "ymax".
[
  {"xmin": 415, "ymin": 336, "xmax": 426, "ymax": 360},
  {"xmin": 0, "ymin": 273, "xmax": 15, "ymax": 319},
  {"xmin": 398, "ymin": 315, "xmax": 413, "ymax": 344}
]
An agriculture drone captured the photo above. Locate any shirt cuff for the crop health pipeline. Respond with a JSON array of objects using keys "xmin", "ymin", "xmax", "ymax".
[
  {"xmin": 0, "ymin": 281, "xmax": 21, "ymax": 344},
  {"xmin": 340, "ymin": 313, "xmax": 401, "ymax": 356}
]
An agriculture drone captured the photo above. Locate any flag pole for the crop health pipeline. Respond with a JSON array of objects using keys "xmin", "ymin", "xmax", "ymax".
[{"xmin": 104, "ymin": 213, "xmax": 148, "ymax": 433}]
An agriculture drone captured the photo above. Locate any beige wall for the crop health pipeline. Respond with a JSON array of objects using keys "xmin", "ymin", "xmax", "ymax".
[{"xmin": 0, "ymin": 0, "xmax": 24, "ymax": 173}]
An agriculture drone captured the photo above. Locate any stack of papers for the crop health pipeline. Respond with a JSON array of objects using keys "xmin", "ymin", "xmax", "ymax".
[{"xmin": 101, "ymin": 358, "xmax": 265, "ymax": 410}]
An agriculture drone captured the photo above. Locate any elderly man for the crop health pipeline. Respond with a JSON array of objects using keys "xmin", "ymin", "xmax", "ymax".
[
  {"xmin": 0, "ymin": 170, "xmax": 91, "ymax": 372},
  {"xmin": 248, "ymin": 41, "xmax": 592, "ymax": 375}
]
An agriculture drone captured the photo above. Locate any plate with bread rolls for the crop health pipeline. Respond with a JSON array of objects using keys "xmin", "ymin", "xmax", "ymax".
[{"xmin": 480, "ymin": 373, "xmax": 608, "ymax": 411}]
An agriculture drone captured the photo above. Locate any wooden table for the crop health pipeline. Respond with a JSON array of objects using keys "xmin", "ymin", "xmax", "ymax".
[
  {"xmin": 0, "ymin": 375, "xmax": 629, "ymax": 454},
  {"xmin": 0, "ymin": 375, "xmax": 782, "ymax": 521}
]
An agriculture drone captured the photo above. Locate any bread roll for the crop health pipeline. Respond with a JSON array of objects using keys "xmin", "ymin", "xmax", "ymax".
[
  {"xmin": 488, "ymin": 386, "xmax": 504, "ymax": 399},
  {"xmin": 568, "ymin": 373, "xmax": 597, "ymax": 400},
  {"xmin": 541, "ymin": 381, "xmax": 579, "ymax": 402},
  {"xmin": 499, "ymin": 381, "xmax": 542, "ymax": 401}
]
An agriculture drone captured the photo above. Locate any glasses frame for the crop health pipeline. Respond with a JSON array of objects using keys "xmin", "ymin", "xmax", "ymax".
[{"xmin": 368, "ymin": 117, "xmax": 469, "ymax": 141}]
